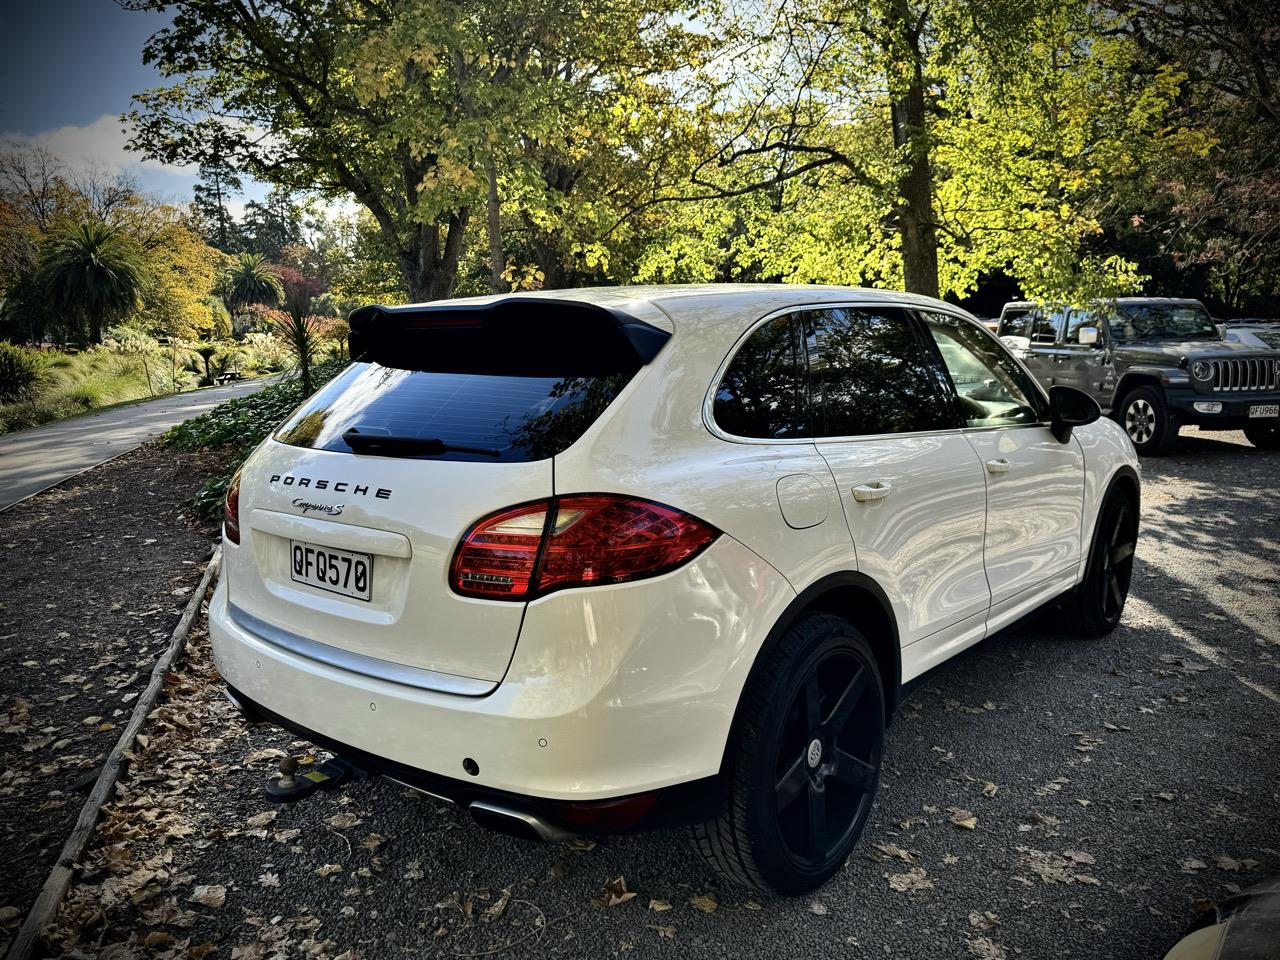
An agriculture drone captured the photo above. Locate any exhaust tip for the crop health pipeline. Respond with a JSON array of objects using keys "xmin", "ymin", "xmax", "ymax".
[{"xmin": 469, "ymin": 801, "xmax": 574, "ymax": 843}]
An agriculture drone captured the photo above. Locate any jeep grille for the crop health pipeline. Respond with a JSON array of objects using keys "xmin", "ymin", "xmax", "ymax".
[{"xmin": 1207, "ymin": 358, "xmax": 1278, "ymax": 392}]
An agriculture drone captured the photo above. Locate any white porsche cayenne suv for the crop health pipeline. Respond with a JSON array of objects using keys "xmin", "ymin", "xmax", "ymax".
[{"xmin": 210, "ymin": 285, "xmax": 1140, "ymax": 894}]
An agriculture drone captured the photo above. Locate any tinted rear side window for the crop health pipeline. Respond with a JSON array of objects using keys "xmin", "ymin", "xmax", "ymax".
[
  {"xmin": 275, "ymin": 363, "xmax": 635, "ymax": 462},
  {"xmin": 713, "ymin": 315, "xmax": 810, "ymax": 439},
  {"xmin": 800, "ymin": 307, "xmax": 955, "ymax": 437}
]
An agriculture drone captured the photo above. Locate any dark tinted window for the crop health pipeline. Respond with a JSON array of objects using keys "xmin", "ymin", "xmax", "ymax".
[
  {"xmin": 713, "ymin": 315, "xmax": 810, "ymax": 439},
  {"xmin": 922, "ymin": 312, "xmax": 1047, "ymax": 426},
  {"xmin": 800, "ymin": 307, "xmax": 955, "ymax": 437},
  {"xmin": 275, "ymin": 362, "xmax": 635, "ymax": 462},
  {"xmin": 1109, "ymin": 302, "xmax": 1219, "ymax": 342}
]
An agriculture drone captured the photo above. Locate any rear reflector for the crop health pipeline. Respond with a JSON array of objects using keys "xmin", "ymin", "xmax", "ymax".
[{"xmin": 450, "ymin": 495, "xmax": 718, "ymax": 600}]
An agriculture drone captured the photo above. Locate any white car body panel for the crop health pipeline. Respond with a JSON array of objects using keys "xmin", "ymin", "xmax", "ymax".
[
  {"xmin": 211, "ymin": 533, "xmax": 794, "ymax": 799},
  {"xmin": 208, "ymin": 283, "xmax": 1140, "ymax": 805}
]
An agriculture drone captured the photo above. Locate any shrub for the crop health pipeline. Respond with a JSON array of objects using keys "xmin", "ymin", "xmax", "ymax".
[
  {"xmin": 0, "ymin": 342, "xmax": 46, "ymax": 402},
  {"xmin": 165, "ymin": 358, "xmax": 349, "ymax": 519}
]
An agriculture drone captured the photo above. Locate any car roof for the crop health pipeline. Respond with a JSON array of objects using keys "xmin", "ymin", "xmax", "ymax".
[{"xmin": 403, "ymin": 284, "xmax": 974, "ymax": 335}]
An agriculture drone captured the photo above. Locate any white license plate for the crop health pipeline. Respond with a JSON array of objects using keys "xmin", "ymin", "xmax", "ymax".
[
  {"xmin": 289, "ymin": 541, "xmax": 372, "ymax": 601},
  {"xmin": 1249, "ymin": 404, "xmax": 1279, "ymax": 418}
]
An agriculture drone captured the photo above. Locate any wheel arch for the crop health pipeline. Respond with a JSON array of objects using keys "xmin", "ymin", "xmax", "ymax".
[
  {"xmin": 719, "ymin": 571, "xmax": 901, "ymax": 776},
  {"xmin": 1110, "ymin": 370, "xmax": 1167, "ymax": 410}
]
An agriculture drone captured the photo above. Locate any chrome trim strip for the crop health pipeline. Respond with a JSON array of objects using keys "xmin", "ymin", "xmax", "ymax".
[{"xmin": 227, "ymin": 602, "xmax": 498, "ymax": 697}]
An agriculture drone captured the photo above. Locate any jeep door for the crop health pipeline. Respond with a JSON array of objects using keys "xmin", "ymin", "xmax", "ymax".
[
  {"xmin": 998, "ymin": 307, "xmax": 1060, "ymax": 389},
  {"xmin": 1055, "ymin": 309, "xmax": 1118, "ymax": 410},
  {"xmin": 918, "ymin": 312, "xmax": 1086, "ymax": 628},
  {"xmin": 805, "ymin": 307, "xmax": 992, "ymax": 660}
]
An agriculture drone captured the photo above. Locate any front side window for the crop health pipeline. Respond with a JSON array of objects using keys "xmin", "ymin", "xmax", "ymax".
[
  {"xmin": 712, "ymin": 315, "xmax": 810, "ymax": 439},
  {"xmin": 801, "ymin": 307, "xmax": 955, "ymax": 437},
  {"xmin": 922, "ymin": 313, "xmax": 1046, "ymax": 427}
]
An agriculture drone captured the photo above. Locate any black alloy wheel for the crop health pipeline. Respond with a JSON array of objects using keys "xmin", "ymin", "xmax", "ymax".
[
  {"xmin": 693, "ymin": 614, "xmax": 885, "ymax": 894},
  {"xmin": 1067, "ymin": 491, "xmax": 1138, "ymax": 637},
  {"xmin": 772, "ymin": 650, "xmax": 881, "ymax": 872}
]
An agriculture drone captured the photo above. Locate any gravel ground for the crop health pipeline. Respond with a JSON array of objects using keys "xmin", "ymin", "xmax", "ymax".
[
  {"xmin": 22, "ymin": 430, "xmax": 1280, "ymax": 959},
  {"xmin": 0, "ymin": 443, "xmax": 230, "ymax": 938}
]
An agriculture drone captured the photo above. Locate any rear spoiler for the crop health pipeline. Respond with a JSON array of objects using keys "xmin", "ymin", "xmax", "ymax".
[{"xmin": 347, "ymin": 298, "xmax": 671, "ymax": 377}]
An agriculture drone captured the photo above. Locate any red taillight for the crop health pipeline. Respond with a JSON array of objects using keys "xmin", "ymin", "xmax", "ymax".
[
  {"xmin": 450, "ymin": 495, "xmax": 718, "ymax": 600},
  {"xmin": 224, "ymin": 469, "xmax": 243, "ymax": 545}
]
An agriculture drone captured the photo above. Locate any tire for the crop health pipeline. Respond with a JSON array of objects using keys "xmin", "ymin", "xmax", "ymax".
[
  {"xmin": 1117, "ymin": 386, "xmax": 1180, "ymax": 455},
  {"xmin": 1244, "ymin": 423, "xmax": 1280, "ymax": 450},
  {"xmin": 1065, "ymin": 490, "xmax": 1138, "ymax": 638},
  {"xmin": 692, "ymin": 613, "xmax": 885, "ymax": 895}
]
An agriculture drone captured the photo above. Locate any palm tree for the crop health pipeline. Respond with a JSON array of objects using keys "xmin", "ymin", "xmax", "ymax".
[
  {"xmin": 222, "ymin": 252, "xmax": 284, "ymax": 312},
  {"xmin": 38, "ymin": 222, "xmax": 146, "ymax": 346}
]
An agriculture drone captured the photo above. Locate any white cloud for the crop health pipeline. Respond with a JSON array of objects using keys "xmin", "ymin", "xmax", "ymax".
[{"xmin": 2, "ymin": 113, "xmax": 197, "ymax": 198}]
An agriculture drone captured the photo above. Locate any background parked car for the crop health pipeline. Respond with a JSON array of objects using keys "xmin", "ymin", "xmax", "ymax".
[
  {"xmin": 997, "ymin": 298, "xmax": 1280, "ymax": 454},
  {"xmin": 1222, "ymin": 318, "xmax": 1280, "ymax": 351}
]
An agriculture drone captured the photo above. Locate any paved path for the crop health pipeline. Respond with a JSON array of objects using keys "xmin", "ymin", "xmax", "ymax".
[{"xmin": 0, "ymin": 377, "xmax": 273, "ymax": 510}]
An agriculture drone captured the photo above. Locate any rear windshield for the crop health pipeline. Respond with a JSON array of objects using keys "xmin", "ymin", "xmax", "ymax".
[{"xmin": 274, "ymin": 362, "xmax": 636, "ymax": 462}]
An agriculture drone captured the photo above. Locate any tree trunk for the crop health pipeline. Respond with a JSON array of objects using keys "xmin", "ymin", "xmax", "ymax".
[
  {"xmin": 401, "ymin": 208, "xmax": 471, "ymax": 302},
  {"xmin": 88, "ymin": 306, "xmax": 104, "ymax": 346},
  {"xmin": 485, "ymin": 156, "xmax": 506, "ymax": 293},
  {"xmin": 887, "ymin": 0, "xmax": 940, "ymax": 299}
]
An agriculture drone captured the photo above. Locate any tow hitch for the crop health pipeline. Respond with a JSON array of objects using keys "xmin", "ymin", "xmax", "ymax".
[{"xmin": 265, "ymin": 754, "xmax": 370, "ymax": 802}]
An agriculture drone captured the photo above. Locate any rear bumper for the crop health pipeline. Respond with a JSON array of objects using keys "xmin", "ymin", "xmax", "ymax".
[
  {"xmin": 222, "ymin": 683, "xmax": 720, "ymax": 838},
  {"xmin": 1167, "ymin": 389, "xmax": 1280, "ymax": 428},
  {"xmin": 208, "ymin": 533, "xmax": 794, "ymax": 805}
]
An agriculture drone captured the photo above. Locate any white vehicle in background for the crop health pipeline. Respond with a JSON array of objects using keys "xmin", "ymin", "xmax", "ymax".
[{"xmin": 210, "ymin": 284, "xmax": 1140, "ymax": 894}]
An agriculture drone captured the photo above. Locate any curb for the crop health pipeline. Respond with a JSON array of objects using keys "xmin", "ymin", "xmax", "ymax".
[{"xmin": 5, "ymin": 546, "xmax": 223, "ymax": 960}]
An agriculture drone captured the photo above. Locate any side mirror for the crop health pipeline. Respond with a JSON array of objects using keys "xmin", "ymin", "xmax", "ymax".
[
  {"xmin": 1048, "ymin": 385, "xmax": 1101, "ymax": 443},
  {"xmin": 1077, "ymin": 326, "xmax": 1099, "ymax": 346}
]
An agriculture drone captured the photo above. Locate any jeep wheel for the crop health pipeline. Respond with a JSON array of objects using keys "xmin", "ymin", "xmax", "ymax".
[
  {"xmin": 1119, "ymin": 386, "xmax": 1179, "ymax": 455},
  {"xmin": 1244, "ymin": 424, "xmax": 1280, "ymax": 450},
  {"xmin": 1066, "ymin": 489, "xmax": 1138, "ymax": 637},
  {"xmin": 693, "ymin": 614, "xmax": 884, "ymax": 895}
]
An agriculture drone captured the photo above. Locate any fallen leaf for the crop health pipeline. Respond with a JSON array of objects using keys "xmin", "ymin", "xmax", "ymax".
[
  {"xmin": 648, "ymin": 924, "xmax": 676, "ymax": 940},
  {"xmin": 245, "ymin": 811, "xmax": 278, "ymax": 829},
  {"xmin": 315, "ymin": 864, "xmax": 342, "ymax": 877},
  {"xmin": 688, "ymin": 894, "xmax": 718, "ymax": 913},
  {"xmin": 597, "ymin": 875, "xmax": 637, "ymax": 908},
  {"xmin": 1181, "ymin": 858, "xmax": 1208, "ymax": 873},
  {"xmin": 809, "ymin": 901, "xmax": 828, "ymax": 915},
  {"xmin": 869, "ymin": 843, "xmax": 916, "ymax": 864},
  {"xmin": 485, "ymin": 887, "xmax": 512, "ymax": 919},
  {"xmin": 361, "ymin": 833, "xmax": 384, "ymax": 851},
  {"xmin": 981, "ymin": 782, "xmax": 999, "ymax": 798},
  {"xmin": 649, "ymin": 899, "xmax": 672, "ymax": 912},
  {"xmin": 887, "ymin": 868, "xmax": 933, "ymax": 892},
  {"xmin": 189, "ymin": 885, "xmax": 226, "ymax": 909},
  {"xmin": 257, "ymin": 872, "xmax": 280, "ymax": 888},
  {"xmin": 326, "ymin": 811, "xmax": 361, "ymax": 830},
  {"xmin": 966, "ymin": 935, "xmax": 1008, "ymax": 959},
  {"xmin": 969, "ymin": 910, "xmax": 1000, "ymax": 931},
  {"xmin": 950, "ymin": 808, "xmax": 978, "ymax": 830}
]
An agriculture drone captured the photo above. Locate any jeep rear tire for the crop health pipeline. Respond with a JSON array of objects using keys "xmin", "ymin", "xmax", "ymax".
[
  {"xmin": 1244, "ymin": 423, "xmax": 1280, "ymax": 450},
  {"xmin": 692, "ymin": 614, "xmax": 884, "ymax": 895},
  {"xmin": 1118, "ymin": 386, "xmax": 1179, "ymax": 455}
]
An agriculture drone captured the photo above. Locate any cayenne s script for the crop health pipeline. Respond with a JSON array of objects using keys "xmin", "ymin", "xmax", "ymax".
[{"xmin": 210, "ymin": 284, "xmax": 1140, "ymax": 894}]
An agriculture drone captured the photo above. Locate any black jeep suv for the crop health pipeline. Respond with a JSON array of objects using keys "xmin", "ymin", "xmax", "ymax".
[{"xmin": 997, "ymin": 298, "xmax": 1280, "ymax": 454}]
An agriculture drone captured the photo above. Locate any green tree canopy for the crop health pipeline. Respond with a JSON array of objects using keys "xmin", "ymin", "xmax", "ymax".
[{"xmin": 37, "ymin": 221, "xmax": 148, "ymax": 346}]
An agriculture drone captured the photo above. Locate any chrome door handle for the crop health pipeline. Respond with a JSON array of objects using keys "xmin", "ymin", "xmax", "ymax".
[
  {"xmin": 851, "ymin": 481, "xmax": 893, "ymax": 502},
  {"xmin": 985, "ymin": 458, "xmax": 1012, "ymax": 475}
]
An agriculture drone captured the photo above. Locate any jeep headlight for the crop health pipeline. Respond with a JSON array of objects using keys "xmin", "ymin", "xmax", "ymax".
[{"xmin": 1191, "ymin": 360, "xmax": 1213, "ymax": 381}]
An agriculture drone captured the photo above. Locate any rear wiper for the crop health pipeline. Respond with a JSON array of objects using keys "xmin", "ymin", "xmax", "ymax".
[{"xmin": 342, "ymin": 428, "xmax": 501, "ymax": 458}]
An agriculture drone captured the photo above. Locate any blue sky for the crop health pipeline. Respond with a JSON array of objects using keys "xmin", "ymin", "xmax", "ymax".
[{"xmin": 0, "ymin": 0, "xmax": 267, "ymax": 206}]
